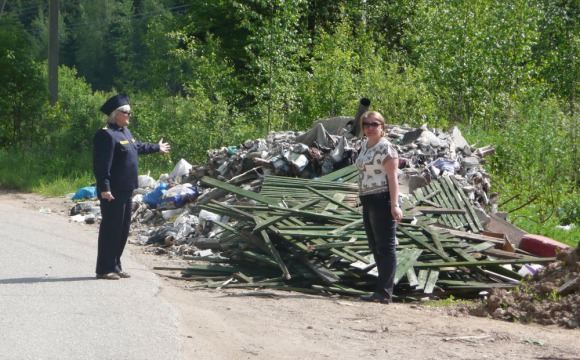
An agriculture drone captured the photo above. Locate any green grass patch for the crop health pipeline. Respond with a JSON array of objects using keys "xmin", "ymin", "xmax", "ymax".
[
  {"xmin": 0, "ymin": 149, "xmax": 94, "ymax": 197},
  {"xmin": 423, "ymin": 296, "xmax": 477, "ymax": 307},
  {"xmin": 33, "ymin": 173, "xmax": 95, "ymax": 197}
]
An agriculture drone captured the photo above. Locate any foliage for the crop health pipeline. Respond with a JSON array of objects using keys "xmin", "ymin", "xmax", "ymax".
[
  {"xmin": 297, "ymin": 21, "xmax": 360, "ymax": 125},
  {"xmin": 234, "ymin": 0, "xmax": 310, "ymax": 132},
  {"xmin": 0, "ymin": 148, "xmax": 93, "ymax": 195},
  {"xmin": 1, "ymin": 0, "xmax": 579, "ymax": 243},
  {"xmin": 463, "ymin": 93, "xmax": 579, "ymax": 246},
  {"xmin": 0, "ymin": 18, "xmax": 47, "ymax": 148},
  {"xmin": 423, "ymin": 295, "xmax": 476, "ymax": 307},
  {"xmin": 406, "ymin": 0, "xmax": 543, "ymax": 128}
]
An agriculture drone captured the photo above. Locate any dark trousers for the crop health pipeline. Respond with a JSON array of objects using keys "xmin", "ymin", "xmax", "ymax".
[
  {"xmin": 96, "ymin": 190, "xmax": 133, "ymax": 274},
  {"xmin": 360, "ymin": 192, "xmax": 397, "ymax": 298}
]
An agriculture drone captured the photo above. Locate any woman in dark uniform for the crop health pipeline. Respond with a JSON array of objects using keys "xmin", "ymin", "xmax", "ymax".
[{"xmin": 93, "ymin": 94, "xmax": 170, "ymax": 280}]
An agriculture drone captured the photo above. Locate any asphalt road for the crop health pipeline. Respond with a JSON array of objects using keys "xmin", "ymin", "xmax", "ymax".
[{"xmin": 0, "ymin": 196, "xmax": 181, "ymax": 360}]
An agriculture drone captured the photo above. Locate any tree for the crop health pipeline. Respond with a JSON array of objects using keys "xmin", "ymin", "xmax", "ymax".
[
  {"xmin": 535, "ymin": 0, "xmax": 580, "ymax": 184},
  {"xmin": 406, "ymin": 0, "xmax": 543, "ymax": 129},
  {"xmin": 233, "ymin": 0, "xmax": 309, "ymax": 133},
  {"xmin": 0, "ymin": 18, "xmax": 46, "ymax": 148}
]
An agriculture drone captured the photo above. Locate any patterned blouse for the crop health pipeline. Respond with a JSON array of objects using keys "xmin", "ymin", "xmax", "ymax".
[{"xmin": 355, "ymin": 137, "xmax": 398, "ymax": 196}]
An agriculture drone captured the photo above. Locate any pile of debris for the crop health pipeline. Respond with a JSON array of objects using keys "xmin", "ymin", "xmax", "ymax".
[
  {"xmin": 144, "ymin": 168, "xmax": 560, "ymax": 301},
  {"xmin": 68, "ymin": 98, "xmax": 576, "ymax": 325},
  {"xmin": 469, "ymin": 246, "xmax": 580, "ymax": 328},
  {"xmin": 183, "ymin": 98, "xmax": 496, "ymax": 217}
]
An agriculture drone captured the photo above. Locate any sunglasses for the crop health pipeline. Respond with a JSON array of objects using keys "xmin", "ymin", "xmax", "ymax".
[
  {"xmin": 362, "ymin": 121, "xmax": 381, "ymax": 128},
  {"xmin": 119, "ymin": 110, "xmax": 132, "ymax": 116}
]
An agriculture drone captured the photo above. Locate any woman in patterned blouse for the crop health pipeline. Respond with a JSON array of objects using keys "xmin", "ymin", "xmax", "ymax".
[{"xmin": 355, "ymin": 111, "xmax": 403, "ymax": 303}]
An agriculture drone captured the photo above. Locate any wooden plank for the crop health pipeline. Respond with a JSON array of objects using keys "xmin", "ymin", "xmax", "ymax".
[
  {"xmin": 437, "ymin": 177, "xmax": 467, "ymax": 229},
  {"xmin": 267, "ymin": 206, "xmax": 359, "ymax": 223},
  {"xmin": 406, "ymin": 268, "xmax": 420, "ymax": 287},
  {"xmin": 398, "ymin": 226, "xmax": 454, "ymax": 262},
  {"xmin": 307, "ymin": 241, "xmax": 354, "ymax": 250},
  {"xmin": 299, "ymin": 257, "xmax": 341, "ymax": 284},
  {"xmin": 201, "ymin": 176, "xmax": 280, "ymax": 205},
  {"xmin": 450, "ymin": 176, "xmax": 484, "ymax": 232},
  {"xmin": 470, "ymin": 242, "xmax": 497, "ymax": 252},
  {"xmin": 253, "ymin": 199, "xmax": 320, "ymax": 233},
  {"xmin": 441, "ymin": 176, "xmax": 478, "ymax": 232},
  {"xmin": 413, "ymin": 188, "xmax": 442, "ymax": 208},
  {"xmin": 413, "ymin": 257, "xmax": 556, "ymax": 268},
  {"xmin": 416, "ymin": 269, "xmax": 429, "ymax": 290},
  {"xmin": 260, "ymin": 230, "xmax": 292, "ymax": 280},
  {"xmin": 414, "ymin": 207, "xmax": 466, "ymax": 215},
  {"xmin": 393, "ymin": 248, "xmax": 423, "ymax": 285},
  {"xmin": 321, "ymin": 192, "xmax": 345, "ymax": 213},
  {"xmin": 328, "ymin": 218, "xmax": 364, "ymax": 235},
  {"xmin": 318, "ymin": 164, "xmax": 357, "ymax": 182},
  {"xmin": 232, "ymin": 272, "xmax": 253, "ymax": 283},
  {"xmin": 276, "ymin": 229, "xmax": 368, "ymax": 240},
  {"xmin": 482, "ymin": 248, "xmax": 529, "ymax": 259},
  {"xmin": 428, "ymin": 225, "xmax": 445, "ymax": 254},
  {"xmin": 427, "ymin": 181, "xmax": 458, "ymax": 228},
  {"xmin": 308, "ymin": 187, "xmax": 359, "ymax": 214},
  {"xmin": 350, "ymin": 253, "xmax": 376, "ymax": 271},
  {"xmin": 452, "ymin": 248, "xmax": 488, "ymax": 277},
  {"xmin": 424, "ymin": 270, "xmax": 440, "ymax": 294},
  {"xmin": 342, "ymin": 247, "xmax": 373, "ymax": 263},
  {"xmin": 432, "ymin": 226, "xmax": 504, "ymax": 245}
]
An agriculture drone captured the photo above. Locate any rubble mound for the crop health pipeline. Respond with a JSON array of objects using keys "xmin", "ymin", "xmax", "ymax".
[{"xmin": 469, "ymin": 246, "xmax": 580, "ymax": 328}]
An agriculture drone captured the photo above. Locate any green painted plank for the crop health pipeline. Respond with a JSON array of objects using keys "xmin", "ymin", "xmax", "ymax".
[
  {"xmin": 260, "ymin": 230, "xmax": 292, "ymax": 280},
  {"xmin": 398, "ymin": 226, "xmax": 454, "ymax": 262},
  {"xmin": 437, "ymin": 178, "xmax": 467, "ymax": 229},
  {"xmin": 252, "ymin": 199, "xmax": 320, "ymax": 233},
  {"xmin": 450, "ymin": 176, "xmax": 484, "ymax": 232},
  {"xmin": 441, "ymin": 176, "xmax": 477, "ymax": 232},
  {"xmin": 394, "ymin": 248, "xmax": 424, "ymax": 285},
  {"xmin": 318, "ymin": 164, "xmax": 358, "ymax": 182},
  {"xmin": 201, "ymin": 176, "xmax": 280, "ymax": 205},
  {"xmin": 406, "ymin": 268, "xmax": 419, "ymax": 287},
  {"xmin": 414, "ymin": 257, "xmax": 556, "ymax": 268},
  {"xmin": 416, "ymin": 269, "xmax": 429, "ymax": 290},
  {"xmin": 424, "ymin": 270, "xmax": 440, "ymax": 294},
  {"xmin": 452, "ymin": 248, "xmax": 488, "ymax": 278},
  {"xmin": 426, "ymin": 182, "xmax": 456, "ymax": 228},
  {"xmin": 309, "ymin": 187, "xmax": 359, "ymax": 214}
]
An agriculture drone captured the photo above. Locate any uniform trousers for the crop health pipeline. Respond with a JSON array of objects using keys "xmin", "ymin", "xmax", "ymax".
[
  {"xmin": 360, "ymin": 191, "xmax": 398, "ymax": 298},
  {"xmin": 96, "ymin": 190, "xmax": 133, "ymax": 274}
]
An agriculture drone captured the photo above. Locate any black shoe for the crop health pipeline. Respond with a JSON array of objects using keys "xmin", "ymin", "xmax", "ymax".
[{"xmin": 360, "ymin": 292, "xmax": 391, "ymax": 304}]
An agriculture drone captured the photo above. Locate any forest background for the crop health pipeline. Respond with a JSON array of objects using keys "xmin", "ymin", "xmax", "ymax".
[{"xmin": 0, "ymin": 0, "xmax": 578, "ymax": 245}]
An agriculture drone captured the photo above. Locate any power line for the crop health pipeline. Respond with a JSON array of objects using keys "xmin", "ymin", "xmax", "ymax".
[
  {"xmin": 3, "ymin": 3, "xmax": 46, "ymax": 17},
  {"xmin": 0, "ymin": 2, "xmax": 190, "ymax": 33},
  {"xmin": 65, "ymin": 4, "xmax": 190, "ymax": 30}
]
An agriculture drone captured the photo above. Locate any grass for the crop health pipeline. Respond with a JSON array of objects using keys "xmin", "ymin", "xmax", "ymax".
[
  {"xmin": 0, "ymin": 149, "xmax": 94, "ymax": 197},
  {"xmin": 510, "ymin": 203, "xmax": 580, "ymax": 247},
  {"xmin": 422, "ymin": 296, "xmax": 477, "ymax": 307},
  {"xmin": 33, "ymin": 174, "xmax": 95, "ymax": 197}
]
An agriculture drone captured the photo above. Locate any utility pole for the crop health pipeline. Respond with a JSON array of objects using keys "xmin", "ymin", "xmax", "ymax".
[
  {"xmin": 0, "ymin": 0, "xmax": 7, "ymax": 20},
  {"xmin": 48, "ymin": 0, "xmax": 59, "ymax": 105}
]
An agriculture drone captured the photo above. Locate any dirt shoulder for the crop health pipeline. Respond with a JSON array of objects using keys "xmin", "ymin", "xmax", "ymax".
[{"xmin": 8, "ymin": 190, "xmax": 580, "ymax": 360}]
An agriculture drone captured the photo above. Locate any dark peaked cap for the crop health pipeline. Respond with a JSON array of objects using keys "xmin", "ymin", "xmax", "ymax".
[{"xmin": 100, "ymin": 94, "xmax": 130, "ymax": 116}]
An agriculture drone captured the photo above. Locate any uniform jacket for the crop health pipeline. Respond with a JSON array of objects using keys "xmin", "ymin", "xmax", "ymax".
[{"xmin": 93, "ymin": 123, "xmax": 159, "ymax": 193}]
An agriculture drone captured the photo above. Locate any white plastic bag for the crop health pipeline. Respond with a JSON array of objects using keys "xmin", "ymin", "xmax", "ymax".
[{"xmin": 170, "ymin": 159, "xmax": 193, "ymax": 181}]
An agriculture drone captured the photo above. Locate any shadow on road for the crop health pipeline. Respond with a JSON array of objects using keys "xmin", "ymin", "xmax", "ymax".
[{"xmin": 0, "ymin": 276, "xmax": 96, "ymax": 284}]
